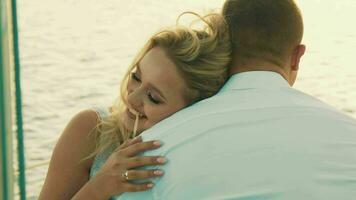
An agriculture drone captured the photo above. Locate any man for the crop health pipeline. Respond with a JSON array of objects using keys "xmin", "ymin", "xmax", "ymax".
[{"xmin": 119, "ymin": 0, "xmax": 356, "ymax": 199}]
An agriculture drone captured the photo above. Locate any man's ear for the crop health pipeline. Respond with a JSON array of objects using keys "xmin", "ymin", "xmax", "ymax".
[{"xmin": 291, "ymin": 44, "xmax": 306, "ymax": 71}]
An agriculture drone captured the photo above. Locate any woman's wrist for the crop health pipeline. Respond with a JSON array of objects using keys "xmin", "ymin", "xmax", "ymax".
[{"xmin": 71, "ymin": 179, "xmax": 113, "ymax": 200}]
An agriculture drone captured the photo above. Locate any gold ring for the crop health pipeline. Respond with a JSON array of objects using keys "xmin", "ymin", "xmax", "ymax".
[{"xmin": 122, "ymin": 170, "xmax": 129, "ymax": 180}]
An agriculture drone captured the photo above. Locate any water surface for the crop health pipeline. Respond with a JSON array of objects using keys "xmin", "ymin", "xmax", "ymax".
[{"xmin": 15, "ymin": 0, "xmax": 356, "ymax": 198}]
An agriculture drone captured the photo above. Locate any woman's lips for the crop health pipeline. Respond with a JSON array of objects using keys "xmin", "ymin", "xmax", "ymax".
[
  {"xmin": 126, "ymin": 108, "xmax": 137, "ymax": 120},
  {"xmin": 128, "ymin": 107, "xmax": 144, "ymax": 117}
]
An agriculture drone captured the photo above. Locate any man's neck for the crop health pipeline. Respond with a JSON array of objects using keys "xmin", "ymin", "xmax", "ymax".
[{"xmin": 229, "ymin": 63, "xmax": 290, "ymax": 84}]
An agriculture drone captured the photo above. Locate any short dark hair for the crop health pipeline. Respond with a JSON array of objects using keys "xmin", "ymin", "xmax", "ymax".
[{"xmin": 222, "ymin": 0, "xmax": 303, "ymax": 66}]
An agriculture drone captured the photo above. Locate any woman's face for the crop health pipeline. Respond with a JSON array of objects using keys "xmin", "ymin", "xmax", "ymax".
[{"xmin": 123, "ymin": 46, "xmax": 188, "ymax": 134}]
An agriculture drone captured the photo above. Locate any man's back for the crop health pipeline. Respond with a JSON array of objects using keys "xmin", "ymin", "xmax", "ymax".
[{"xmin": 118, "ymin": 71, "xmax": 356, "ymax": 200}]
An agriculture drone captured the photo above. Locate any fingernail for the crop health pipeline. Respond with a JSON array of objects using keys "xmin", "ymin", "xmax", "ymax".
[
  {"xmin": 157, "ymin": 157, "xmax": 166, "ymax": 163},
  {"xmin": 147, "ymin": 183, "xmax": 154, "ymax": 188},
  {"xmin": 154, "ymin": 170, "xmax": 164, "ymax": 175},
  {"xmin": 153, "ymin": 140, "xmax": 161, "ymax": 146}
]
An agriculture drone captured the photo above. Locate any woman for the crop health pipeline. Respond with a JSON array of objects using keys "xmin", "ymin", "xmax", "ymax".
[{"xmin": 39, "ymin": 12, "xmax": 231, "ymax": 200}]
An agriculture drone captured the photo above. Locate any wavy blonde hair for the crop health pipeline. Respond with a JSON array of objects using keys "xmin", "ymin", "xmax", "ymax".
[{"xmin": 81, "ymin": 12, "xmax": 232, "ymax": 163}]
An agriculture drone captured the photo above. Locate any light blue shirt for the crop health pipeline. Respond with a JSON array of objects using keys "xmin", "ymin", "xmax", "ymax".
[{"xmin": 116, "ymin": 71, "xmax": 356, "ymax": 200}]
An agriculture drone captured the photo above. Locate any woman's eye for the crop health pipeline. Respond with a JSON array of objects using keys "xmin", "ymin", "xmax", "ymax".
[
  {"xmin": 130, "ymin": 72, "xmax": 141, "ymax": 82},
  {"xmin": 147, "ymin": 92, "xmax": 160, "ymax": 104}
]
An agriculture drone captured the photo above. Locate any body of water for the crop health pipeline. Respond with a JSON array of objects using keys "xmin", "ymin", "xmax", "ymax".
[{"xmin": 15, "ymin": 0, "xmax": 356, "ymax": 198}]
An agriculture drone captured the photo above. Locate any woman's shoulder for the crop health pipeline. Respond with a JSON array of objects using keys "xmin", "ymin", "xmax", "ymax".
[
  {"xmin": 38, "ymin": 108, "xmax": 105, "ymax": 199},
  {"xmin": 64, "ymin": 108, "xmax": 101, "ymax": 153},
  {"xmin": 90, "ymin": 106, "xmax": 111, "ymax": 121},
  {"xmin": 74, "ymin": 109, "xmax": 101, "ymax": 126},
  {"xmin": 68, "ymin": 107, "xmax": 111, "ymax": 147},
  {"xmin": 61, "ymin": 107, "xmax": 109, "ymax": 167},
  {"xmin": 64, "ymin": 109, "xmax": 101, "ymax": 141},
  {"xmin": 71, "ymin": 106, "xmax": 110, "ymax": 132}
]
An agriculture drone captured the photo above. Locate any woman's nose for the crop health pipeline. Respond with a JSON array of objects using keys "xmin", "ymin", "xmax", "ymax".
[
  {"xmin": 127, "ymin": 82, "xmax": 135, "ymax": 94},
  {"xmin": 127, "ymin": 88, "xmax": 143, "ymax": 108}
]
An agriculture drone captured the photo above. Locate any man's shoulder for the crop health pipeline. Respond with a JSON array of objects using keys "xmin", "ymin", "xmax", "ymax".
[
  {"xmin": 143, "ymin": 87, "xmax": 354, "ymax": 138},
  {"xmin": 286, "ymin": 88, "xmax": 351, "ymax": 114}
]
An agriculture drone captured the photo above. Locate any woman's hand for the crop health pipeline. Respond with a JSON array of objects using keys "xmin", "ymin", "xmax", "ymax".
[{"xmin": 88, "ymin": 136, "xmax": 166, "ymax": 199}]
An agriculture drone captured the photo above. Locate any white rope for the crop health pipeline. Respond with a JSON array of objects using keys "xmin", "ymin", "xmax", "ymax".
[{"xmin": 132, "ymin": 114, "xmax": 139, "ymax": 138}]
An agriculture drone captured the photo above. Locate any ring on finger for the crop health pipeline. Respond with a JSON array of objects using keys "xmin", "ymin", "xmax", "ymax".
[{"xmin": 122, "ymin": 170, "xmax": 129, "ymax": 180}]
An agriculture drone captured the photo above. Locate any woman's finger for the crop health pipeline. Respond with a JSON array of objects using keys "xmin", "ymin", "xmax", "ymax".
[
  {"xmin": 122, "ymin": 140, "xmax": 162, "ymax": 157},
  {"xmin": 115, "ymin": 136, "xmax": 142, "ymax": 151},
  {"xmin": 115, "ymin": 139, "xmax": 133, "ymax": 151},
  {"xmin": 121, "ymin": 182, "xmax": 154, "ymax": 192},
  {"xmin": 125, "ymin": 136, "xmax": 143, "ymax": 147},
  {"xmin": 117, "ymin": 139, "xmax": 132, "ymax": 150},
  {"xmin": 124, "ymin": 169, "xmax": 164, "ymax": 181},
  {"xmin": 125, "ymin": 156, "xmax": 166, "ymax": 169}
]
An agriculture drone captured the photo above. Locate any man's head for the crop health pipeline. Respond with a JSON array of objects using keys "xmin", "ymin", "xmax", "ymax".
[{"xmin": 222, "ymin": 0, "xmax": 306, "ymax": 86}]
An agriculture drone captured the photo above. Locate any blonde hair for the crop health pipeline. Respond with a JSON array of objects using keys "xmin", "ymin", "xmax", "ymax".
[{"xmin": 81, "ymin": 12, "xmax": 232, "ymax": 163}]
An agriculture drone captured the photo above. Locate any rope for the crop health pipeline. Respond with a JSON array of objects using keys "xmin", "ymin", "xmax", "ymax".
[
  {"xmin": 11, "ymin": 0, "xmax": 27, "ymax": 197},
  {"xmin": 1, "ymin": 0, "xmax": 13, "ymax": 199}
]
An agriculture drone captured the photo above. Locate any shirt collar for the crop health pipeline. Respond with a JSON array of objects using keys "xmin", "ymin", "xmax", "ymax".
[{"xmin": 219, "ymin": 71, "xmax": 291, "ymax": 92}]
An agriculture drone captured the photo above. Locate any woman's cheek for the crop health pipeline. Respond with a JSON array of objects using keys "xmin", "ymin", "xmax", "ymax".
[{"xmin": 144, "ymin": 109, "xmax": 164, "ymax": 126}]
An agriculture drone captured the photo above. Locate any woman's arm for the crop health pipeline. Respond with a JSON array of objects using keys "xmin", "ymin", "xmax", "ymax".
[{"xmin": 38, "ymin": 109, "xmax": 100, "ymax": 200}]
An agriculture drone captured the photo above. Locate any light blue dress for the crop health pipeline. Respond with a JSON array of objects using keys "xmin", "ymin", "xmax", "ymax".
[
  {"xmin": 89, "ymin": 106, "xmax": 155, "ymax": 200},
  {"xmin": 89, "ymin": 106, "xmax": 120, "ymax": 200}
]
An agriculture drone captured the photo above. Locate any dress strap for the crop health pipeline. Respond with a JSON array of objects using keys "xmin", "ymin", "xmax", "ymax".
[{"xmin": 92, "ymin": 106, "xmax": 110, "ymax": 120}]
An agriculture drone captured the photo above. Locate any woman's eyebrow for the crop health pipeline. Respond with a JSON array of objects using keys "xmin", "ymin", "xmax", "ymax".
[{"xmin": 136, "ymin": 63, "xmax": 167, "ymax": 101}]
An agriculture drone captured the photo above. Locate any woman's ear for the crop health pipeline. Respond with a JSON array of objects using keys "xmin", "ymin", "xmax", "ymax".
[{"xmin": 291, "ymin": 44, "xmax": 306, "ymax": 71}]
